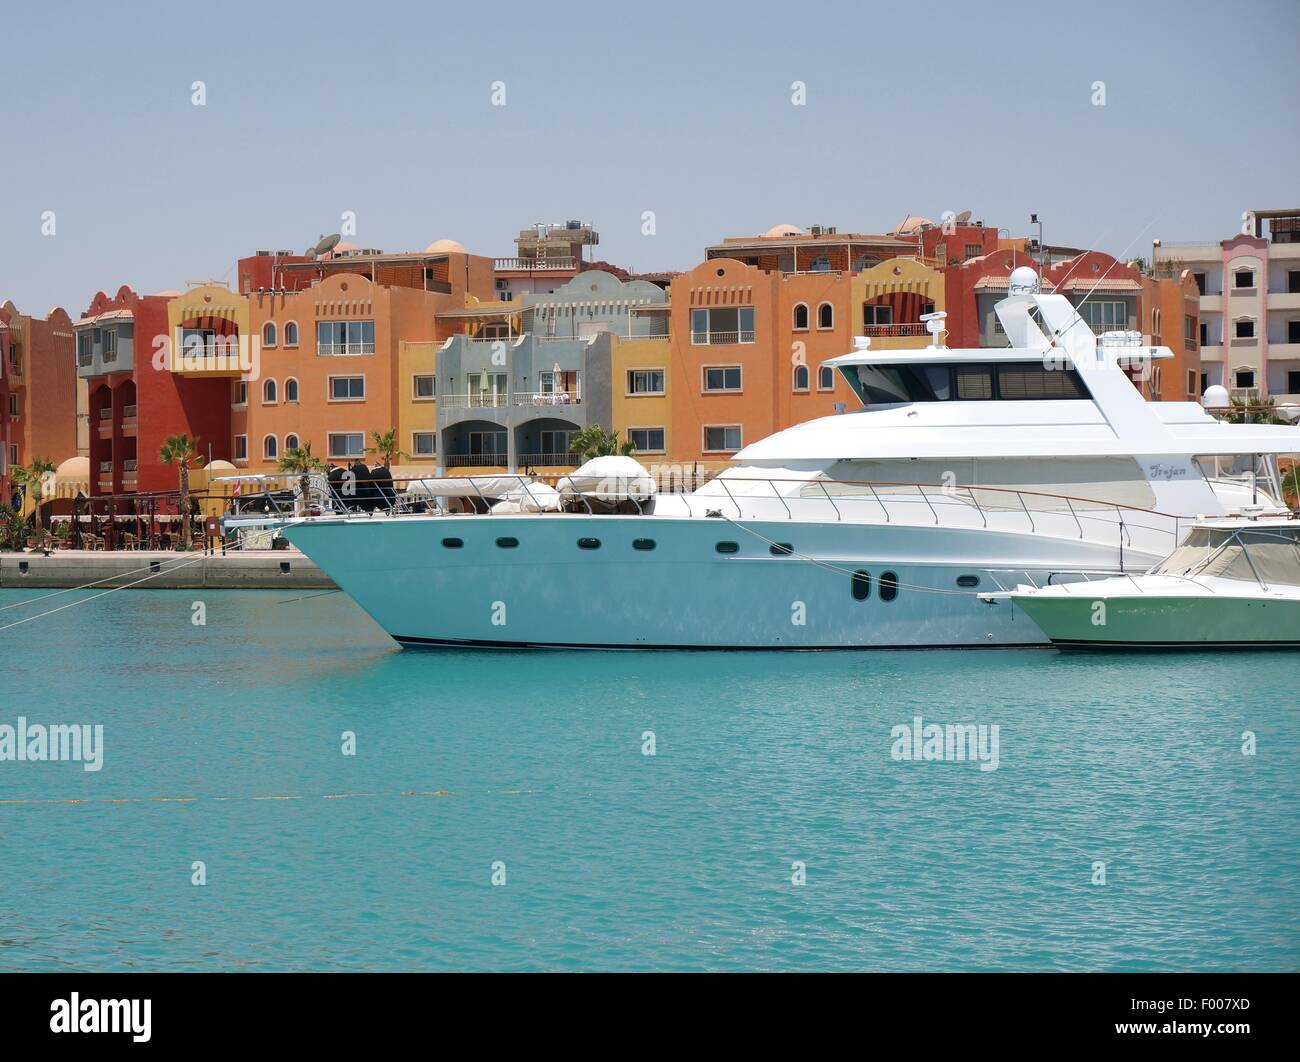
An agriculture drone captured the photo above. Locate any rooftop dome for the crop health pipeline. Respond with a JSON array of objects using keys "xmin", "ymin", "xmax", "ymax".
[
  {"xmin": 334, "ymin": 241, "xmax": 359, "ymax": 252},
  {"xmin": 895, "ymin": 215, "xmax": 932, "ymax": 234},
  {"xmin": 765, "ymin": 223, "xmax": 805, "ymax": 238},
  {"xmin": 424, "ymin": 238, "xmax": 465, "ymax": 254},
  {"xmin": 54, "ymin": 455, "xmax": 90, "ymax": 480}
]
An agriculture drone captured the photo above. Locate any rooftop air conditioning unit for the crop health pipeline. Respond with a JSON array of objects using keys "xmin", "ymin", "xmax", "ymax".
[
  {"xmin": 256, "ymin": 250, "xmax": 272, "ymax": 256},
  {"xmin": 277, "ymin": 249, "xmax": 294, "ymax": 256},
  {"xmin": 566, "ymin": 220, "xmax": 582, "ymax": 229},
  {"xmin": 809, "ymin": 225, "xmax": 824, "ymax": 236}
]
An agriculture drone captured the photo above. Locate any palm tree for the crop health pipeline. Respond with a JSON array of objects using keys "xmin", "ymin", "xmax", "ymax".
[
  {"xmin": 159, "ymin": 435, "xmax": 205, "ymax": 542},
  {"xmin": 278, "ymin": 441, "xmax": 328, "ymax": 514},
  {"xmin": 568, "ymin": 425, "xmax": 635, "ymax": 461},
  {"xmin": 11, "ymin": 457, "xmax": 56, "ymax": 536},
  {"xmin": 365, "ymin": 429, "xmax": 407, "ymax": 470}
]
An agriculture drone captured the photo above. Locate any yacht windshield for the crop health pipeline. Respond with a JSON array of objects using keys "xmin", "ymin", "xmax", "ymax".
[
  {"xmin": 1154, "ymin": 526, "xmax": 1300, "ymax": 586},
  {"xmin": 846, "ymin": 362, "xmax": 1088, "ymax": 406}
]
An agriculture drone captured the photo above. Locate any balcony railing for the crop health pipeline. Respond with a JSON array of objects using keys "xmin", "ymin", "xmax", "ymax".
[
  {"xmin": 98, "ymin": 408, "xmax": 112, "ymax": 421},
  {"xmin": 99, "ymin": 460, "xmax": 112, "ymax": 473},
  {"xmin": 317, "ymin": 342, "xmax": 376, "ymax": 356},
  {"xmin": 122, "ymin": 404, "xmax": 138, "ymax": 419},
  {"xmin": 517, "ymin": 452, "xmax": 579, "ymax": 466},
  {"xmin": 860, "ymin": 323, "xmax": 927, "ymax": 337},
  {"xmin": 438, "ymin": 391, "xmax": 583, "ymax": 409},
  {"xmin": 690, "ymin": 331, "xmax": 756, "ymax": 345},
  {"xmin": 493, "ymin": 257, "xmax": 577, "ymax": 272},
  {"xmin": 122, "ymin": 459, "xmax": 138, "ymax": 472},
  {"xmin": 445, "ymin": 454, "xmax": 508, "ymax": 467}
]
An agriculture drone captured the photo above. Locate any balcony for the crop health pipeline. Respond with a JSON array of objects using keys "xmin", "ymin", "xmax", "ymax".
[
  {"xmin": 493, "ymin": 257, "xmax": 577, "ymax": 272},
  {"xmin": 511, "ymin": 391, "xmax": 581, "ymax": 408},
  {"xmin": 122, "ymin": 404, "xmax": 137, "ymax": 434},
  {"xmin": 517, "ymin": 452, "xmax": 579, "ymax": 467},
  {"xmin": 439, "ymin": 392, "xmax": 510, "ymax": 410},
  {"xmin": 171, "ymin": 338, "xmax": 245, "ymax": 377},
  {"xmin": 690, "ymin": 331, "xmax": 756, "ymax": 346},
  {"xmin": 445, "ymin": 454, "xmax": 508, "ymax": 468},
  {"xmin": 860, "ymin": 323, "xmax": 927, "ymax": 337},
  {"xmin": 317, "ymin": 342, "xmax": 375, "ymax": 356}
]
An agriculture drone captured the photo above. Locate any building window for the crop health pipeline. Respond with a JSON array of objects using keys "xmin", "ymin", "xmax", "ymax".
[
  {"xmin": 263, "ymin": 322, "xmax": 277, "ymax": 347},
  {"xmin": 1150, "ymin": 308, "xmax": 1161, "ymax": 335},
  {"xmin": 538, "ymin": 429, "xmax": 574, "ymax": 458},
  {"xmin": 1287, "ymin": 371, "xmax": 1300, "ymax": 394},
  {"xmin": 413, "ymin": 374, "xmax": 436, "ymax": 400},
  {"xmin": 412, "ymin": 432, "xmax": 436, "ymax": 457},
  {"xmin": 263, "ymin": 435, "xmax": 278, "ymax": 460},
  {"xmin": 1289, "ymin": 270, "xmax": 1300, "ymax": 295},
  {"xmin": 284, "ymin": 377, "xmax": 299, "ymax": 403},
  {"xmin": 101, "ymin": 328, "xmax": 117, "ymax": 362},
  {"xmin": 329, "ymin": 376, "xmax": 365, "ymax": 401},
  {"xmin": 627, "ymin": 369, "xmax": 665, "ymax": 395},
  {"xmin": 628, "ymin": 427, "xmax": 665, "ymax": 453},
  {"xmin": 1184, "ymin": 315, "xmax": 1197, "ymax": 349},
  {"xmin": 1234, "ymin": 319, "xmax": 1255, "ymax": 340},
  {"xmin": 793, "ymin": 304, "xmax": 809, "ymax": 330},
  {"xmin": 234, "ymin": 380, "xmax": 248, "ymax": 406},
  {"xmin": 1289, "ymin": 321, "xmax": 1300, "ymax": 344},
  {"xmin": 1200, "ymin": 322, "xmax": 1210, "ymax": 347},
  {"xmin": 817, "ymin": 303, "xmax": 834, "ymax": 329},
  {"xmin": 1234, "ymin": 269, "xmax": 1255, "ymax": 289},
  {"xmin": 690, "ymin": 307, "xmax": 755, "ymax": 345},
  {"xmin": 285, "ymin": 434, "xmax": 300, "ymax": 451},
  {"xmin": 76, "ymin": 331, "xmax": 93, "ymax": 366},
  {"xmin": 703, "ymin": 366, "xmax": 742, "ymax": 392},
  {"xmin": 964, "ymin": 243, "xmax": 983, "ymax": 260},
  {"xmin": 1235, "ymin": 368, "xmax": 1256, "ymax": 389},
  {"xmin": 263, "ymin": 378, "xmax": 277, "ymax": 404},
  {"xmin": 1192, "ymin": 272, "xmax": 1207, "ymax": 295},
  {"xmin": 234, "ymin": 435, "xmax": 248, "ymax": 461},
  {"xmin": 793, "ymin": 365, "xmax": 809, "ymax": 390},
  {"xmin": 1187, "ymin": 370, "xmax": 1197, "ymax": 396},
  {"xmin": 809, "ymin": 256, "xmax": 832, "ymax": 272},
  {"xmin": 317, "ymin": 320, "xmax": 375, "ymax": 356},
  {"xmin": 7, "ymin": 394, "xmax": 16, "ymax": 417},
  {"xmin": 328, "ymin": 432, "xmax": 366, "ymax": 459},
  {"xmin": 852, "ymin": 255, "xmax": 877, "ymax": 272},
  {"xmin": 284, "ymin": 321, "xmax": 299, "ymax": 346},
  {"xmin": 466, "ymin": 430, "xmax": 506, "ymax": 458},
  {"xmin": 863, "ymin": 304, "xmax": 894, "ymax": 328},
  {"xmin": 818, "ymin": 364, "xmax": 835, "ymax": 390},
  {"xmin": 703, "ymin": 425, "xmax": 742, "ymax": 452},
  {"xmin": 1080, "ymin": 301, "xmax": 1127, "ymax": 332}
]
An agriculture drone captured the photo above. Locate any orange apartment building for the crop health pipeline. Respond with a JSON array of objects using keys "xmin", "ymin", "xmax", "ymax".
[
  {"xmin": 1, "ymin": 300, "xmax": 80, "ymax": 506},
  {"xmin": 230, "ymin": 242, "xmax": 497, "ymax": 473},
  {"xmin": 667, "ymin": 246, "xmax": 943, "ymax": 469}
]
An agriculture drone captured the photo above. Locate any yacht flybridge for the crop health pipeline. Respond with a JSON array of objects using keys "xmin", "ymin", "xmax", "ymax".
[{"xmin": 277, "ymin": 274, "xmax": 1300, "ymax": 649}]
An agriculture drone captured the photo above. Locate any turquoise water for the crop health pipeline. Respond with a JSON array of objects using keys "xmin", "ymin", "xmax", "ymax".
[{"xmin": 0, "ymin": 587, "xmax": 1296, "ymax": 971}]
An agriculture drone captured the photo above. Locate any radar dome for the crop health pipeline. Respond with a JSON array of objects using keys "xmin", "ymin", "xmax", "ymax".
[
  {"xmin": 1201, "ymin": 384, "xmax": 1230, "ymax": 408},
  {"xmin": 1007, "ymin": 266, "xmax": 1040, "ymax": 295}
]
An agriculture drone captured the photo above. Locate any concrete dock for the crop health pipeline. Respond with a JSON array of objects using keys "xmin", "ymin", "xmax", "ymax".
[{"xmin": 0, "ymin": 549, "xmax": 336, "ymax": 590}]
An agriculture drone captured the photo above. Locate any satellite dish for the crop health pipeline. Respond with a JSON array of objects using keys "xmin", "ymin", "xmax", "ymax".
[
  {"xmin": 310, "ymin": 233, "xmax": 342, "ymax": 258},
  {"xmin": 955, "ymin": 209, "xmax": 972, "ymax": 224}
]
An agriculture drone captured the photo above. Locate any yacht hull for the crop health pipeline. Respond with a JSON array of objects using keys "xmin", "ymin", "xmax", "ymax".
[
  {"xmin": 1011, "ymin": 594, "xmax": 1300, "ymax": 650},
  {"xmin": 284, "ymin": 514, "xmax": 1157, "ymax": 650}
]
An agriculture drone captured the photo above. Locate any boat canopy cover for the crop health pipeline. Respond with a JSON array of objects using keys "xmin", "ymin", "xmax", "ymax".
[
  {"xmin": 1155, "ymin": 526, "xmax": 1300, "ymax": 586},
  {"xmin": 491, "ymin": 482, "xmax": 562, "ymax": 513},
  {"xmin": 556, "ymin": 456, "xmax": 655, "ymax": 501},
  {"xmin": 404, "ymin": 475, "xmax": 534, "ymax": 499}
]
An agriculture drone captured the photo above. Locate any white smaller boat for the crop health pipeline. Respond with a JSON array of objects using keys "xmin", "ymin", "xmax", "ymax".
[{"xmin": 1008, "ymin": 514, "xmax": 1300, "ymax": 649}]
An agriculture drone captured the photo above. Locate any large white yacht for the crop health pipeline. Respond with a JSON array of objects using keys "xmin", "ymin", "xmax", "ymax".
[{"xmin": 278, "ymin": 275, "xmax": 1300, "ymax": 649}]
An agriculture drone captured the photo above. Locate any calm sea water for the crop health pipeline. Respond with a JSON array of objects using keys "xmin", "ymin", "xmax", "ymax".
[{"xmin": 0, "ymin": 587, "xmax": 1296, "ymax": 971}]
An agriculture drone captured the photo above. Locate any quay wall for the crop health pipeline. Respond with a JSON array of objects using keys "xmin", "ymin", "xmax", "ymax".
[{"xmin": 0, "ymin": 550, "xmax": 335, "ymax": 590}]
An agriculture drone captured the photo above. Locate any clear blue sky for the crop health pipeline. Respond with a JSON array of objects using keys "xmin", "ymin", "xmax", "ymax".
[{"xmin": 2, "ymin": 0, "xmax": 1297, "ymax": 315}]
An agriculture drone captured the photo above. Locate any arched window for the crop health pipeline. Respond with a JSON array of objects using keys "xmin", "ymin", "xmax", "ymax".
[
  {"xmin": 284, "ymin": 433, "xmax": 300, "ymax": 452},
  {"xmin": 284, "ymin": 321, "xmax": 299, "ymax": 346},
  {"xmin": 793, "ymin": 365, "xmax": 809, "ymax": 390},
  {"xmin": 284, "ymin": 377, "xmax": 299, "ymax": 403},
  {"xmin": 263, "ymin": 434, "xmax": 278, "ymax": 460},
  {"xmin": 263, "ymin": 322, "xmax": 277, "ymax": 347},
  {"xmin": 263, "ymin": 378, "xmax": 277, "ymax": 404},
  {"xmin": 817, "ymin": 302, "xmax": 834, "ymax": 329},
  {"xmin": 818, "ymin": 364, "xmax": 835, "ymax": 390},
  {"xmin": 793, "ymin": 303, "xmax": 809, "ymax": 330}
]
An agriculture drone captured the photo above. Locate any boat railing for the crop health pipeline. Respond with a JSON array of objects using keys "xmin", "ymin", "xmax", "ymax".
[{"xmin": 217, "ymin": 471, "xmax": 1194, "ymax": 561}]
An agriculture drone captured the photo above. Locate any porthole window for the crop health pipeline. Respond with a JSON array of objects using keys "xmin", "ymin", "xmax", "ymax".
[
  {"xmin": 956, "ymin": 574, "xmax": 980, "ymax": 588},
  {"xmin": 577, "ymin": 537, "xmax": 601, "ymax": 550},
  {"xmin": 442, "ymin": 537, "xmax": 464, "ymax": 549},
  {"xmin": 715, "ymin": 541, "xmax": 739, "ymax": 554},
  {"xmin": 851, "ymin": 570, "xmax": 871, "ymax": 601},
  {"xmin": 880, "ymin": 571, "xmax": 899, "ymax": 601},
  {"xmin": 496, "ymin": 537, "xmax": 519, "ymax": 549},
  {"xmin": 632, "ymin": 538, "xmax": 656, "ymax": 551},
  {"xmin": 769, "ymin": 543, "xmax": 794, "ymax": 556}
]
